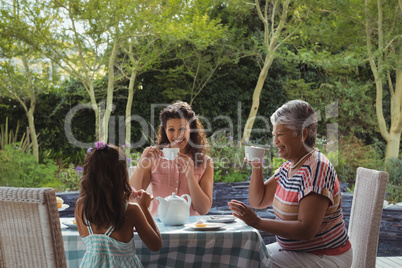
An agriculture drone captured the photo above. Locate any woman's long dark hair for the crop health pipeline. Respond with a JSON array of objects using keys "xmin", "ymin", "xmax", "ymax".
[
  {"xmin": 79, "ymin": 144, "xmax": 131, "ymax": 231},
  {"xmin": 156, "ymin": 101, "xmax": 208, "ymax": 166}
]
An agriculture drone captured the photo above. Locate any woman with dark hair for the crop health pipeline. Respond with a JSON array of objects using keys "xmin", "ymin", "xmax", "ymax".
[
  {"xmin": 130, "ymin": 101, "xmax": 214, "ymax": 216},
  {"xmin": 75, "ymin": 142, "xmax": 161, "ymax": 267},
  {"xmin": 229, "ymin": 100, "xmax": 352, "ymax": 267}
]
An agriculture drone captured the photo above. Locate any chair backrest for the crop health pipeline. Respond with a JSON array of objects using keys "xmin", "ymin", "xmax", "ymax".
[
  {"xmin": 348, "ymin": 167, "xmax": 389, "ymax": 268},
  {"xmin": 0, "ymin": 187, "xmax": 67, "ymax": 268}
]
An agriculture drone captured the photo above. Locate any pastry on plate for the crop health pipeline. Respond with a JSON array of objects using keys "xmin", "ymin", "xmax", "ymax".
[
  {"xmin": 56, "ymin": 196, "xmax": 64, "ymax": 208},
  {"xmin": 194, "ymin": 219, "xmax": 207, "ymax": 228}
]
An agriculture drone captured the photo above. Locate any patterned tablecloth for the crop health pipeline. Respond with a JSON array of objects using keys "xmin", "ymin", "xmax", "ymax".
[{"xmin": 61, "ymin": 215, "xmax": 273, "ymax": 268}]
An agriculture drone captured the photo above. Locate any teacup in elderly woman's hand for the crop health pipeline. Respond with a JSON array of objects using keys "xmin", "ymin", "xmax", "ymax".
[{"xmin": 244, "ymin": 146, "xmax": 266, "ymax": 162}]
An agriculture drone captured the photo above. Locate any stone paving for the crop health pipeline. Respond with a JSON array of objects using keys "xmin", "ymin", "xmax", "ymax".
[{"xmin": 58, "ymin": 182, "xmax": 402, "ymax": 257}]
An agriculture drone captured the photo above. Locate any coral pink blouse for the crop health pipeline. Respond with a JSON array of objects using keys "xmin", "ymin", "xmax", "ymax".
[{"xmin": 147, "ymin": 154, "xmax": 210, "ymax": 216}]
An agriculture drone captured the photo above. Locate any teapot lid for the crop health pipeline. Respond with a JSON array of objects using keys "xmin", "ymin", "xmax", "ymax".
[
  {"xmin": 167, "ymin": 192, "xmax": 179, "ymax": 199},
  {"xmin": 166, "ymin": 192, "xmax": 188, "ymax": 202}
]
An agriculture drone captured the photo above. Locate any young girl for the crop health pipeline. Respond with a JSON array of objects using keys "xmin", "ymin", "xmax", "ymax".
[{"xmin": 75, "ymin": 141, "xmax": 162, "ymax": 268}]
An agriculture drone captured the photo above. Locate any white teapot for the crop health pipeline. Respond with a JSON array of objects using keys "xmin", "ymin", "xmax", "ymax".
[{"xmin": 156, "ymin": 193, "xmax": 191, "ymax": 225}]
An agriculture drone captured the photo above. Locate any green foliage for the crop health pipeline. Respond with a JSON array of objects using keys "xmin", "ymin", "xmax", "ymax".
[
  {"xmin": 0, "ymin": 0, "xmax": 394, "ymax": 188},
  {"xmin": 56, "ymin": 164, "xmax": 82, "ymax": 192},
  {"xmin": 209, "ymin": 132, "xmax": 273, "ymax": 182},
  {"xmin": 0, "ymin": 118, "xmax": 30, "ymax": 152},
  {"xmin": 213, "ymin": 169, "xmax": 223, "ymax": 182},
  {"xmin": 127, "ymin": 151, "xmax": 142, "ymax": 167},
  {"xmin": 346, "ymin": 184, "xmax": 355, "ymax": 194},
  {"xmin": 328, "ymin": 135, "xmax": 383, "ymax": 183},
  {"xmin": 270, "ymin": 157, "xmax": 286, "ymax": 173},
  {"xmin": 385, "ymin": 156, "xmax": 402, "ymax": 204},
  {"xmin": 209, "ymin": 133, "xmax": 247, "ymax": 181},
  {"xmin": 221, "ymin": 171, "xmax": 248, "ymax": 184},
  {"xmin": 281, "ymin": 64, "xmax": 379, "ymax": 143},
  {"xmin": 0, "ymin": 144, "xmax": 59, "ymax": 188}
]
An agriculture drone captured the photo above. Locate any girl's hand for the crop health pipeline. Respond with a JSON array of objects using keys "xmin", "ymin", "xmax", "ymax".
[
  {"xmin": 136, "ymin": 190, "xmax": 153, "ymax": 208},
  {"xmin": 129, "ymin": 186, "xmax": 142, "ymax": 202},
  {"xmin": 228, "ymin": 199, "xmax": 260, "ymax": 228},
  {"xmin": 176, "ymin": 153, "xmax": 194, "ymax": 179}
]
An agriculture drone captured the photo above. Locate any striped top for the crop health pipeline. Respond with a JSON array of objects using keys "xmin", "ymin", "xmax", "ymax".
[
  {"xmin": 273, "ymin": 150, "xmax": 350, "ymax": 255},
  {"xmin": 79, "ymin": 218, "xmax": 143, "ymax": 268}
]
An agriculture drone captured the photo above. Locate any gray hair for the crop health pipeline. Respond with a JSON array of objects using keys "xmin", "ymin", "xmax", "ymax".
[{"xmin": 270, "ymin": 100, "xmax": 317, "ymax": 148}]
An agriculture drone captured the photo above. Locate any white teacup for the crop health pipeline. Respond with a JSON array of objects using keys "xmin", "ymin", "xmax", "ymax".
[
  {"xmin": 162, "ymin": 148, "xmax": 180, "ymax": 160},
  {"xmin": 245, "ymin": 146, "xmax": 265, "ymax": 162}
]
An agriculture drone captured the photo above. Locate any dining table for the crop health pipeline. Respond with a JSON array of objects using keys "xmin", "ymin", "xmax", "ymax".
[{"xmin": 60, "ymin": 215, "xmax": 273, "ymax": 268}]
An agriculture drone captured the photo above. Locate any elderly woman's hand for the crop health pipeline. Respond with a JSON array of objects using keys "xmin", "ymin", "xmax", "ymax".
[
  {"xmin": 228, "ymin": 200, "xmax": 261, "ymax": 228},
  {"xmin": 244, "ymin": 157, "xmax": 263, "ymax": 169}
]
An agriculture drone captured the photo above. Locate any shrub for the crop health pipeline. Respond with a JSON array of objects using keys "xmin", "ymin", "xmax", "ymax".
[
  {"xmin": 270, "ymin": 156, "xmax": 286, "ymax": 173},
  {"xmin": 0, "ymin": 144, "xmax": 60, "ymax": 188},
  {"xmin": 316, "ymin": 135, "xmax": 383, "ymax": 183},
  {"xmin": 209, "ymin": 133, "xmax": 274, "ymax": 182},
  {"xmin": 385, "ymin": 156, "xmax": 402, "ymax": 204},
  {"xmin": 56, "ymin": 164, "xmax": 82, "ymax": 192}
]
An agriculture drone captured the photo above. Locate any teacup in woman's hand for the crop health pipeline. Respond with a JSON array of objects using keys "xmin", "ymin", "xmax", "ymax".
[
  {"xmin": 162, "ymin": 148, "xmax": 179, "ymax": 160},
  {"xmin": 244, "ymin": 146, "xmax": 266, "ymax": 162}
]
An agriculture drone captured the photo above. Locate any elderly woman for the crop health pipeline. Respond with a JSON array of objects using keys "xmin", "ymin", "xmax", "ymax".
[{"xmin": 229, "ymin": 100, "xmax": 352, "ymax": 267}]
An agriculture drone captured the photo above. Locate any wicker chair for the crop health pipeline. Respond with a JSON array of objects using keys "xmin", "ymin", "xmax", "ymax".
[
  {"xmin": 348, "ymin": 167, "xmax": 389, "ymax": 268},
  {"xmin": 0, "ymin": 187, "xmax": 67, "ymax": 268}
]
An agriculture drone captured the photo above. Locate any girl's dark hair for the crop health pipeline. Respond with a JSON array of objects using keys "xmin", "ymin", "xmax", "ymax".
[
  {"xmin": 156, "ymin": 101, "xmax": 208, "ymax": 165},
  {"xmin": 78, "ymin": 144, "xmax": 131, "ymax": 231}
]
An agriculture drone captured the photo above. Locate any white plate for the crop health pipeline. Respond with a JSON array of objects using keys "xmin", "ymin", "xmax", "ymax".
[
  {"xmin": 185, "ymin": 223, "xmax": 225, "ymax": 231},
  {"xmin": 62, "ymin": 219, "xmax": 77, "ymax": 229},
  {"xmin": 206, "ymin": 216, "xmax": 236, "ymax": 223},
  {"xmin": 58, "ymin": 204, "xmax": 70, "ymax": 211}
]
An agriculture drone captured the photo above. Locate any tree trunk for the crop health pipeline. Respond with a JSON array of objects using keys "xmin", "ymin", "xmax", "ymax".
[
  {"xmin": 242, "ymin": 0, "xmax": 290, "ymax": 143},
  {"xmin": 366, "ymin": 0, "xmax": 402, "ymax": 162},
  {"xmin": 20, "ymin": 47, "xmax": 39, "ymax": 162},
  {"xmin": 26, "ymin": 109, "xmax": 39, "ymax": 162},
  {"xmin": 101, "ymin": 40, "xmax": 119, "ymax": 142},
  {"xmin": 242, "ymin": 55, "xmax": 274, "ymax": 142},
  {"xmin": 125, "ymin": 70, "xmax": 137, "ymax": 153},
  {"xmin": 386, "ymin": 132, "xmax": 401, "ymax": 159},
  {"xmin": 387, "ymin": 51, "xmax": 402, "ymax": 159}
]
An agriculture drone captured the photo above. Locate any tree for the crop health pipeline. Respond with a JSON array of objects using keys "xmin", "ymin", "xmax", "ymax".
[
  {"xmin": 0, "ymin": 53, "xmax": 42, "ymax": 161},
  {"xmin": 156, "ymin": 12, "xmax": 235, "ymax": 106},
  {"xmin": 241, "ymin": 0, "xmax": 303, "ymax": 142},
  {"xmin": 115, "ymin": 0, "xmax": 231, "ymax": 149},
  {"xmin": 1, "ymin": 0, "xmax": 120, "ymax": 142},
  {"xmin": 364, "ymin": 0, "xmax": 402, "ymax": 160},
  {"xmin": 0, "ymin": 1, "xmax": 54, "ymax": 161},
  {"xmin": 299, "ymin": 0, "xmax": 402, "ymax": 161},
  {"xmin": 6, "ymin": 0, "xmax": 233, "ymax": 150}
]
